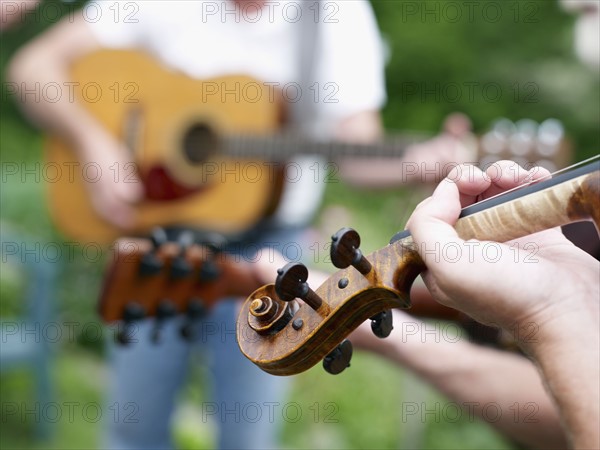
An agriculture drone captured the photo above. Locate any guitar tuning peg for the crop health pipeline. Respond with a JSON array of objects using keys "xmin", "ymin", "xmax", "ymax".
[
  {"xmin": 323, "ymin": 339, "xmax": 353, "ymax": 375},
  {"xmin": 180, "ymin": 298, "xmax": 208, "ymax": 342},
  {"xmin": 150, "ymin": 227, "xmax": 168, "ymax": 248},
  {"xmin": 139, "ymin": 227, "xmax": 168, "ymax": 276},
  {"xmin": 330, "ymin": 228, "xmax": 372, "ymax": 275},
  {"xmin": 151, "ymin": 299, "xmax": 177, "ymax": 344},
  {"xmin": 198, "ymin": 233, "xmax": 228, "ymax": 282},
  {"xmin": 170, "ymin": 231, "xmax": 194, "ymax": 279},
  {"xmin": 116, "ymin": 302, "xmax": 146, "ymax": 346},
  {"xmin": 275, "ymin": 262, "xmax": 327, "ymax": 312},
  {"xmin": 370, "ymin": 310, "xmax": 393, "ymax": 338},
  {"xmin": 201, "ymin": 232, "xmax": 228, "ymax": 253}
]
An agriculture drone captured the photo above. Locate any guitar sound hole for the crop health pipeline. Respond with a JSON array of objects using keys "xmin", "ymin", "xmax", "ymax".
[{"xmin": 182, "ymin": 123, "xmax": 219, "ymax": 165}]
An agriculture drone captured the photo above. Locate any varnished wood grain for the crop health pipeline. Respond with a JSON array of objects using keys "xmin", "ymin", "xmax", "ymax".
[{"xmin": 455, "ymin": 171, "xmax": 600, "ymax": 241}]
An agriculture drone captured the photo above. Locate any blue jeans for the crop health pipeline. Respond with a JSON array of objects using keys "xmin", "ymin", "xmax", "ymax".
[{"xmin": 103, "ymin": 226, "xmax": 305, "ymax": 449}]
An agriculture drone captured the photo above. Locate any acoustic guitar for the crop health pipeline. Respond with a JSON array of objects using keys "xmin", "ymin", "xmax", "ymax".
[
  {"xmin": 46, "ymin": 50, "xmax": 571, "ymax": 244},
  {"xmin": 236, "ymin": 157, "xmax": 600, "ymax": 375},
  {"xmin": 46, "ymin": 50, "xmax": 425, "ymax": 244}
]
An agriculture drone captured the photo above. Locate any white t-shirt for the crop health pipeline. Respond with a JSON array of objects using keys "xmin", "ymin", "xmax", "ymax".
[{"xmin": 87, "ymin": 0, "xmax": 386, "ymax": 226}]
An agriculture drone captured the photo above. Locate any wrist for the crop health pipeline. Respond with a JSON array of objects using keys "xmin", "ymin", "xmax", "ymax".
[
  {"xmin": 518, "ymin": 298, "xmax": 599, "ymax": 358},
  {"xmin": 529, "ymin": 321, "xmax": 600, "ymax": 449},
  {"xmin": 70, "ymin": 119, "xmax": 116, "ymax": 160},
  {"xmin": 529, "ymin": 316, "xmax": 599, "ymax": 377}
]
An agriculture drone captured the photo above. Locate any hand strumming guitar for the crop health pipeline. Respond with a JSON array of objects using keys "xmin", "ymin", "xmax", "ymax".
[
  {"xmin": 76, "ymin": 127, "xmax": 143, "ymax": 230},
  {"xmin": 8, "ymin": 16, "xmax": 143, "ymax": 230}
]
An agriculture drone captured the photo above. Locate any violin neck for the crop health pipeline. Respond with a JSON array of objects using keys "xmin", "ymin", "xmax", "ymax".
[{"xmin": 455, "ymin": 162, "xmax": 600, "ymax": 243}]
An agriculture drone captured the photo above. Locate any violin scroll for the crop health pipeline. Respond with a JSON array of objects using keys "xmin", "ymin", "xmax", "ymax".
[
  {"xmin": 247, "ymin": 284, "xmax": 296, "ymax": 336},
  {"xmin": 237, "ymin": 228, "xmax": 419, "ymax": 376}
]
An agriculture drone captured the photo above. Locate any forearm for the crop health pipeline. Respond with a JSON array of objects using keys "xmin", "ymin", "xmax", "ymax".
[
  {"xmin": 363, "ymin": 315, "xmax": 567, "ymax": 449},
  {"xmin": 528, "ymin": 312, "xmax": 600, "ymax": 449},
  {"xmin": 0, "ymin": 0, "xmax": 41, "ymax": 31},
  {"xmin": 9, "ymin": 55, "xmax": 101, "ymax": 148},
  {"xmin": 7, "ymin": 17, "xmax": 104, "ymax": 154},
  {"xmin": 333, "ymin": 110, "xmax": 406, "ymax": 188},
  {"xmin": 339, "ymin": 157, "xmax": 413, "ymax": 188},
  {"xmin": 408, "ymin": 338, "xmax": 565, "ymax": 448}
]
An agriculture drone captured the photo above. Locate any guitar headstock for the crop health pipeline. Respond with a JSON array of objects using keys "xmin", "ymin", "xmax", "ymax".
[
  {"xmin": 236, "ymin": 228, "xmax": 425, "ymax": 376},
  {"xmin": 99, "ymin": 228, "xmax": 261, "ymax": 344}
]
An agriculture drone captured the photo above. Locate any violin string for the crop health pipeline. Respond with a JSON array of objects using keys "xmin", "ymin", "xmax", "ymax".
[{"xmin": 464, "ymin": 154, "xmax": 600, "ymax": 209}]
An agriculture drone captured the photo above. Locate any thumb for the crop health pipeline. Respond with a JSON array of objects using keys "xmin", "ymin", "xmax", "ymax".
[{"xmin": 407, "ymin": 176, "xmax": 465, "ymax": 273}]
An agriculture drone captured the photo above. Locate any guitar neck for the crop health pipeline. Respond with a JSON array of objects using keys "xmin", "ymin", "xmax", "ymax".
[{"xmin": 223, "ymin": 132, "xmax": 425, "ymax": 160}]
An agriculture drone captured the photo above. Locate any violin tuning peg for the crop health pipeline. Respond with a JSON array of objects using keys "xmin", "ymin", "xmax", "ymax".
[
  {"xmin": 330, "ymin": 228, "xmax": 372, "ymax": 275},
  {"xmin": 275, "ymin": 262, "xmax": 326, "ymax": 312},
  {"xmin": 370, "ymin": 310, "xmax": 393, "ymax": 338},
  {"xmin": 323, "ymin": 339, "xmax": 353, "ymax": 375},
  {"xmin": 275, "ymin": 262, "xmax": 308, "ymax": 301}
]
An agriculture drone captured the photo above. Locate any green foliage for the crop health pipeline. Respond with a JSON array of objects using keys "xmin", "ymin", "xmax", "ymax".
[{"xmin": 371, "ymin": 0, "xmax": 599, "ymax": 158}]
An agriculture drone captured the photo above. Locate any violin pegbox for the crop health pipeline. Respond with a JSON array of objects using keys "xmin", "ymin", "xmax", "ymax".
[
  {"xmin": 331, "ymin": 228, "xmax": 394, "ymax": 340},
  {"xmin": 238, "ymin": 228, "xmax": 418, "ymax": 376},
  {"xmin": 274, "ymin": 262, "xmax": 356, "ymax": 375}
]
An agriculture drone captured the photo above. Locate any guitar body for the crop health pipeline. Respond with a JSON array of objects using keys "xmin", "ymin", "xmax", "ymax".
[{"xmin": 46, "ymin": 50, "xmax": 284, "ymax": 243}]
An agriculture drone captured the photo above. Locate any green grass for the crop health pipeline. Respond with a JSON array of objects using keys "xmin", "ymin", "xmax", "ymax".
[
  {"xmin": 0, "ymin": 349, "xmax": 511, "ymax": 449},
  {"xmin": 0, "ymin": 351, "xmax": 103, "ymax": 450}
]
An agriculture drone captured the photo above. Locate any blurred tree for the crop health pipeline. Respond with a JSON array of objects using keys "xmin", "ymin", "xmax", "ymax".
[
  {"xmin": 2, "ymin": 0, "xmax": 598, "ymax": 158},
  {"xmin": 371, "ymin": 0, "xmax": 599, "ymax": 159}
]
